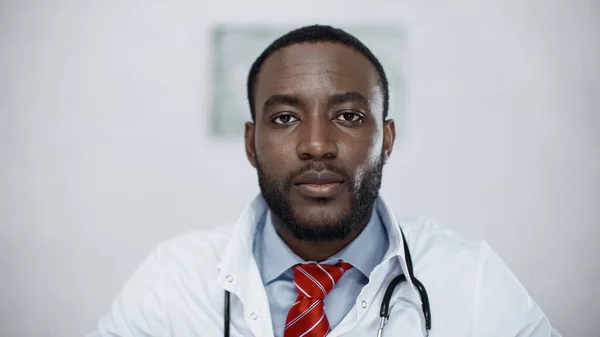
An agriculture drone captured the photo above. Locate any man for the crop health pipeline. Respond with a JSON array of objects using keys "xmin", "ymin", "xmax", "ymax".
[{"xmin": 88, "ymin": 25, "xmax": 561, "ymax": 336}]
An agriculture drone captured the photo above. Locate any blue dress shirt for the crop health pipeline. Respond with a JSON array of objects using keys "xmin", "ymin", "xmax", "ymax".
[{"xmin": 253, "ymin": 209, "xmax": 389, "ymax": 337}]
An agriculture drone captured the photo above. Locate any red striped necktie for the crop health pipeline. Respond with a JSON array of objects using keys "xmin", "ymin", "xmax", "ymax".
[{"xmin": 284, "ymin": 261, "xmax": 353, "ymax": 337}]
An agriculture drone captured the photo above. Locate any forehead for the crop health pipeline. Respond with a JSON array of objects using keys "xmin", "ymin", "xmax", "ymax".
[{"xmin": 254, "ymin": 42, "xmax": 382, "ymax": 112}]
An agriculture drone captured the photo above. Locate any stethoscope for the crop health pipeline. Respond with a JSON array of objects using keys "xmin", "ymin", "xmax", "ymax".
[{"xmin": 223, "ymin": 228, "xmax": 431, "ymax": 336}]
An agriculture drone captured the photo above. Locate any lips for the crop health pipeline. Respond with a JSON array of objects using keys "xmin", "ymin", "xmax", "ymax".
[
  {"xmin": 292, "ymin": 170, "xmax": 345, "ymax": 185},
  {"xmin": 292, "ymin": 170, "xmax": 345, "ymax": 198}
]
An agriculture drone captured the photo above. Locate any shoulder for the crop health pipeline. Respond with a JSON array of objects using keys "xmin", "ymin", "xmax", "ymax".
[
  {"xmin": 88, "ymin": 223, "xmax": 238, "ymax": 336},
  {"xmin": 398, "ymin": 216, "xmax": 486, "ymax": 262},
  {"xmin": 397, "ymin": 216, "xmax": 556, "ymax": 335},
  {"xmin": 153, "ymin": 222, "xmax": 236, "ymax": 273},
  {"xmin": 144, "ymin": 223, "xmax": 239, "ymax": 312},
  {"xmin": 398, "ymin": 217, "xmax": 518, "ymax": 284},
  {"xmin": 396, "ymin": 216, "xmax": 489, "ymax": 303}
]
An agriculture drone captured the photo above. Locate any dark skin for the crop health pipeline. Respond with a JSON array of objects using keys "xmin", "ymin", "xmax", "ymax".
[{"xmin": 245, "ymin": 42, "xmax": 396, "ymax": 262}]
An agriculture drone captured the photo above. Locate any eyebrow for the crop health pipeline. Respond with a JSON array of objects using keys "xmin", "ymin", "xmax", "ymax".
[
  {"xmin": 262, "ymin": 94, "xmax": 302, "ymax": 113},
  {"xmin": 328, "ymin": 91, "xmax": 369, "ymax": 106}
]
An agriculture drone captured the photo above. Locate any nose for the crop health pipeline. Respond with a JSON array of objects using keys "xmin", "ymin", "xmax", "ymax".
[{"xmin": 296, "ymin": 116, "xmax": 338, "ymax": 161}]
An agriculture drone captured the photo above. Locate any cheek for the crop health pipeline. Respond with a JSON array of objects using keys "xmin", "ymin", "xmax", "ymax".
[
  {"xmin": 352, "ymin": 155, "xmax": 379, "ymax": 188},
  {"xmin": 346, "ymin": 133, "xmax": 383, "ymax": 185},
  {"xmin": 256, "ymin": 136, "xmax": 297, "ymax": 173},
  {"xmin": 366, "ymin": 132, "xmax": 384, "ymax": 164}
]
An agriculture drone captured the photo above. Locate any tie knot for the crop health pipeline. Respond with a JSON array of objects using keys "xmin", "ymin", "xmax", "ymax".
[{"xmin": 292, "ymin": 261, "xmax": 353, "ymax": 300}]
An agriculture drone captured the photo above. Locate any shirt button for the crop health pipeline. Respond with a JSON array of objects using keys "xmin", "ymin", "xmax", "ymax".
[
  {"xmin": 361, "ymin": 300, "xmax": 367, "ymax": 308},
  {"xmin": 250, "ymin": 312, "xmax": 258, "ymax": 320},
  {"xmin": 226, "ymin": 275, "xmax": 233, "ymax": 282}
]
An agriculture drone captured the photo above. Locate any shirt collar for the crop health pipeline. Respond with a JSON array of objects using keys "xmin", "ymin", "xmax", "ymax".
[{"xmin": 256, "ymin": 207, "xmax": 388, "ymax": 285}]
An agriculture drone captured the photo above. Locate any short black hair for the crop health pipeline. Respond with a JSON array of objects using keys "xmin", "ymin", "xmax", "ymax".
[{"xmin": 246, "ymin": 24, "xmax": 389, "ymax": 121}]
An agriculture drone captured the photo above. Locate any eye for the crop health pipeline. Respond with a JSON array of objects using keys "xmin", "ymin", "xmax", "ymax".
[
  {"xmin": 335, "ymin": 112, "xmax": 363, "ymax": 123},
  {"xmin": 272, "ymin": 114, "xmax": 299, "ymax": 125}
]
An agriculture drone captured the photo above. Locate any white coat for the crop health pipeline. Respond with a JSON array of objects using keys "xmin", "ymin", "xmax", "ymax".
[{"xmin": 87, "ymin": 195, "xmax": 561, "ymax": 337}]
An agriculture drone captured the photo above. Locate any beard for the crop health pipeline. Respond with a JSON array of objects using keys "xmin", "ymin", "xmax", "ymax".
[{"xmin": 255, "ymin": 153, "xmax": 384, "ymax": 242}]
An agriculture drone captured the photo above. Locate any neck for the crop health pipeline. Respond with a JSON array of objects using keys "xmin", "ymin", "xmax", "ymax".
[{"xmin": 271, "ymin": 208, "xmax": 374, "ymax": 262}]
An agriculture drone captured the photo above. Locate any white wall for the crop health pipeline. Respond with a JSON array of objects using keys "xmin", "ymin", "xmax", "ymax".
[{"xmin": 1, "ymin": 0, "xmax": 598, "ymax": 336}]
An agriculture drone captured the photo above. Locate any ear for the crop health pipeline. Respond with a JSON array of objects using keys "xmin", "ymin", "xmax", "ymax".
[
  {"xmin": 245, "ymin": 121, "xmax": 257, "ymax": 168},
  {"xmin": 383, "ymin": 119, "xmax": 396, "ymax": 163}
]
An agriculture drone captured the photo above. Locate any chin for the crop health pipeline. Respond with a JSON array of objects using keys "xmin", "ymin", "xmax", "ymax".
[
  {"xmin": 291, "ymin": 202, "xmax": 349, "ymax": 227},
  {"xmin": 286, "ymin": 206, "xmax": 356, "ymax": 242}
]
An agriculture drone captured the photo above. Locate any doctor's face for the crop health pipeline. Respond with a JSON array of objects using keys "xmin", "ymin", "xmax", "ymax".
[{"xmin": 245, "ymin": 42, "xmax": 395, "ymax": 242}]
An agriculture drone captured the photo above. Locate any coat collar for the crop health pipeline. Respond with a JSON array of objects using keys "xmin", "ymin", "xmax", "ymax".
[{"xmin": 216, "ymin": 194, "xmax": 417, "ymax": 301}]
